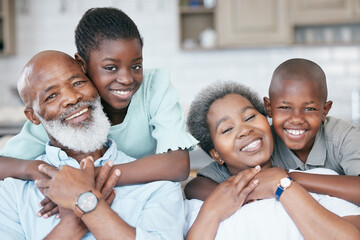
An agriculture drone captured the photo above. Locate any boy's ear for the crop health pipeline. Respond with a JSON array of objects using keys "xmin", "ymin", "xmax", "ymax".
[
  {"xmin": 24, "ymin": 107, "xmax": 41, "ymax": 125},
  {"xmin": 74, "ymin": 53, "xmax": 87, "ymax": 73},
  {"xmin": 322, "ymin": 100, "xmax": 333, "ymax": 122},
  {"xmin": 263, "ymin": 97, "xmax": 273, "ymax": 118},
  {"xmin": 209, "ymin": 149, "xmax": 224, "ymax": 165}
]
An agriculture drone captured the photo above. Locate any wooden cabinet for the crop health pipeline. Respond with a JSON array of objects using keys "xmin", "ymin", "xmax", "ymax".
[
  {"xmin": 290, "ymin": 0, "xmax": 360, "ymax": 25},
  {"xmin": 216, "ymin": 0, "xmax": 292, "ymax": 47},
  {"xmin": 0, "ymin": 0, "xmax": 15, "ymax": 55},
  {"xmin": 179, "ymin": 0, "xmax": 360, "ymax": 49},
  {"xmin": 179, "ymin": 5, "xmax": 216, "ymax": 49}
]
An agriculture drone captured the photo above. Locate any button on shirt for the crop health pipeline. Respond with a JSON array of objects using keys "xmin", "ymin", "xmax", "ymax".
[{"xmin": 0, "ymin": 139, "xmax": 185, "ymax": 240}]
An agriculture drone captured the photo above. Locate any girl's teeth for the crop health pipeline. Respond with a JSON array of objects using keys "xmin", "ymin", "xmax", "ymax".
[
  {"xmin": 65, "ymin": 108, "xmax": 88, "ymax": 120},
  {"xmin": 241, "ymin": 139, "xmax": 261, "ymax": 151},
  {"xmin": 286, "ymin": 129, "xmax": 305, "ymax": 136},
  {"xmin": 113, "ymin": 90, "xmax": 130, "ymax": 95}
]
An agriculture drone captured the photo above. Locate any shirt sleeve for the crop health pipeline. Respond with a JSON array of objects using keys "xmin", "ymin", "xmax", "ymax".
[
  {"xmin": 0, "ymin": 120, "xmax": 48, "ymax": 160},
  {"xmin": 339, "ymin": 124, "xmax": 360, "ymax": 176},
  {"xmin": 146, "ymin": 69, "xmax": 198, "ymax": 154},
  {"xmin": 0, "ymin": 179, "xmax": 25, "ymax": 239},
  {"xmin": 197, "ymin": 162, "xmax": 230, "ymax": 184},
  {"xmin": 135, "ymin": 182, "xmax": 185, "ymax": 240}
]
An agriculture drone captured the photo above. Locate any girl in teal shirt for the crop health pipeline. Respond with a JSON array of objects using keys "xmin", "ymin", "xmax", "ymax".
[{"xmin": 0, "ymin": 7, "xmax": 197, "ymax": 216}]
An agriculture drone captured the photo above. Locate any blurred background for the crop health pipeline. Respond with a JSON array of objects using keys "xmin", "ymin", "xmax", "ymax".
[{"xmin": 0, "ymin": 0, "xmax": 359, "ymax": 168}]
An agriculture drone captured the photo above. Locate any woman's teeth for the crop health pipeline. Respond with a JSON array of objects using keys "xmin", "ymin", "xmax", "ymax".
[
  {"xmin": 65, "ymin": 108, "xmax": 88, "ymax": 120},
  {"xmin": 241, "ymin": 139, "xmax": 261, "ymax": 151}
]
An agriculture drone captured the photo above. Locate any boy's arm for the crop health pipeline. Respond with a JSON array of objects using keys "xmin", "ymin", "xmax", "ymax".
[
  {"xmin": 288, "ymin": 172, "xmax": 360, "ymax": 205},
  {"xmin": 184, "ymin": 176, "xmax": 219, "ymax": 200}
]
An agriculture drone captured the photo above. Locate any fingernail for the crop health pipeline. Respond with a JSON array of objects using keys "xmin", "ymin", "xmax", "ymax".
[
  {"xmin": 37, "ymin": 212, "xmax": 42, "ymax": 217},
  {"xmin": 88, "ymin": 156, "xmax": 94, "ymax": 162},
  {"xmin": 115, "ymin": 169, "xmax": 120, "ymax": 176},
  {"xmin": 255, "ymin": 165, "xmax": 261, "ymax": 171},
  {"xmin": 56, "ymin": 214, "xmax": 60, "ymax": 219},
  {"xmin": 108, "ymin": 161, "xmax": 113, "ymax": 167},
  {"xmin": 38, "ymin": 164, "xmax": 43, "ymax": 170},
  {"xmin": 253, "ymin": 179, "xmax": 259, "ymax": 185},
  {"xmin": 34, "ymin": 180, "xmax": 38, "ymax": 185},
  {"xmin": 43, "ymin": 214, "xmax": 48, "ymax": 219}
]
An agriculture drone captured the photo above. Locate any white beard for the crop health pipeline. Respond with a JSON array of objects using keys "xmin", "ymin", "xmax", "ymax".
[{"xmin": 35, "ymin": 97, "xmax": 110, "ymax": 153}]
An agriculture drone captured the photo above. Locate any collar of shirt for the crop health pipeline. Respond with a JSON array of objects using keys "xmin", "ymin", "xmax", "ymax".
[{"xmin": 43, "ymin": 139, "xmax": 118, "ymax": 168}]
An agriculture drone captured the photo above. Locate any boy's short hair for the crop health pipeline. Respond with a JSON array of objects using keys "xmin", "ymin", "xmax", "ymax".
[
  {"xmin": 187, "ymin": 81, "xmax": 267, "ymax": 155},
  {"xmin": 270, "ymin": 58, "xmax": 328, "ymax": 101},
  {"xmin": 75, "ymin": 7, "xmax": 143, "ymax": 63}
]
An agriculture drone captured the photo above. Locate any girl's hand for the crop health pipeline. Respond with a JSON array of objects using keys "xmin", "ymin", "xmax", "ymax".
[
  {"xmin": 200, "ymin": 166, "xmax": 261, "ymax": 223},
  {"xmin": 26, "ymin": 160, "xmax": 53, "ymax": 181},
  {"xmin": 245, "ymin": 167, "xmax": 288, "ymax": 202}
]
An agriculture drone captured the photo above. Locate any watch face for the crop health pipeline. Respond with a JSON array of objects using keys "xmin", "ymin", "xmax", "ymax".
[
  {"xmin": 77, "ymin": 191, "xmax": 98, "ymax": 213},
  {"xmin": 280, "ymin": 177, "xmax": 291, "ymax": 188}
]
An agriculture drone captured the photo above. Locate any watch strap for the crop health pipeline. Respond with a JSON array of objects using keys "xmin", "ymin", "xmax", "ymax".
[
  {"xmin": 275, "ymin": 177, "xmax": 293, "ymax": 200},
  {"xmin": 74, "ymin": 189, "xmax": 102, "ymax": 218}
]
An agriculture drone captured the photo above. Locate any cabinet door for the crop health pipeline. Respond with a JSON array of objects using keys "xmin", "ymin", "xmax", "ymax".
[
  {"xmin": 290, "ymin": 0, "xmax": 358, "ymax": 24},
  {"xmin": 216, "ymin": 0, "xmax": 291, "ymax": 47}
]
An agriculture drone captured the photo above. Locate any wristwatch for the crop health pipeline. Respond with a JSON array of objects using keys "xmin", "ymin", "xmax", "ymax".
[
  {"xmin": 275, "ymin": 177, "xmax": 293, "ymax": 200},
  {"xmin": 74, "ymin": 190, "xmax": 102, "ymax": 218}
]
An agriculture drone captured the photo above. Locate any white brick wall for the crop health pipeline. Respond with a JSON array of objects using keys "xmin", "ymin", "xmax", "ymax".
[{"xmin": 0, "ymin": 0, "xmax": 359, "ymax": 121}]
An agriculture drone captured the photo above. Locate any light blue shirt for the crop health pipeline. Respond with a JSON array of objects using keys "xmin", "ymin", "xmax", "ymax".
[
  {"xmin": 0, "ymin": 139, "xmax": 185, "ymax": 240},
  {"xmin": 0, "ymin": 69, "xmax": 198, "ymax": 160}
]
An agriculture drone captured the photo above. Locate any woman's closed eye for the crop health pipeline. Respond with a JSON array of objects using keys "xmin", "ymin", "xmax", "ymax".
[
  {"xmin": 245, "ymin": 114, "xmax": 256, "ymax": 121},
  {"xmin": 221, "ymin": 127, "xmax": 233, "ymax": 134}
]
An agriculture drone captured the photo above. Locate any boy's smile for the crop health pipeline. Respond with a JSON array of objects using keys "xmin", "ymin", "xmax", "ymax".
[
  {"xmin": 265, "ymin": 78, "xmax": 332, "ymax": 162},
  {"xmin": 207, "ymin": 94, "xmax": 273, "ymax": 175}
]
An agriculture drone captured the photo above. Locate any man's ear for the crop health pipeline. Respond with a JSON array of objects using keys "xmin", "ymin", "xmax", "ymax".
[
  {"xmin": 263, "ymin": 97, "xmax": 273, "ymax": 118},
  {"xmin": 209, "ymin": 149, "xmax": 224, "ymax": 165},
  {"xmin": 24, "ymin": 107, "xmax": 41, "ymax": 125},
  {"xmin": 322, "ymin": 100, "xmax": 333, "ymax": 122},
  {"xmin": 74, "ymin": 53, "xmax": 87, "ymax": 73}
]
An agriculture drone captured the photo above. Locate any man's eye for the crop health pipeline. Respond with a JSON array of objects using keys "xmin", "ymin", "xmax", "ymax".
[
  {"xmin": 105, "ymin": 66, "xmax": 117, "ymax": 71},
  {"xmin": 73, "ymin": 81, "xmax": 85, "ymax": 87},
  {"xmin": 221, "ymin": 127, "xmax": 233, "ymax": 134},
  {"xmin": 46, "ymin": 93, "xmax": 56, "ymax": 101}
]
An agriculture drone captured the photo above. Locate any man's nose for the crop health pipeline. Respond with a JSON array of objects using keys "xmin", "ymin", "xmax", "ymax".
[{"xmin": 61, "ymin": 87, "xmax": 82, "ymax": 107}]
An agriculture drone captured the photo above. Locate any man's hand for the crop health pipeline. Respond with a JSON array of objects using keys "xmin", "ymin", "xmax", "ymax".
[
  {"xmin": 36, "ymin": 157, "xmax": 121, "ymax": 211},
  {"xmin": 35, "ymin": 156, "xmax": 97, "ymax": 210}
]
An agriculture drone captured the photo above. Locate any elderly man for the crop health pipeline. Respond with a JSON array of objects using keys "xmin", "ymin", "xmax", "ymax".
[{"xmin": 0, "ymin": 50, "xmax": 185, "ymax": 239}]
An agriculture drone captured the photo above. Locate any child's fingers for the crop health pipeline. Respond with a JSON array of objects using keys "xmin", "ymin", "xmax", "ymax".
[
  {"xmin": 38, "ymin": 164, "xmax": 58, "ymax": 178},
  {"xmin": 37, "ymin": 199, "xmax": 59, "ymax": 218},
  {"xmin": 35, "ymin": 178, "xmax": 51, "ymax": 188},
  {"xmin": 39, "ymin": 196, "xmax": 52, "ymax": 207},
  {"xmin": 95, "ymin": 160, "xmax": 113, "ymax": 190},
  {"xmin": 105, "ymin": 190, "xmax": 116, "ymax": 206},
  {"xmin": 100, "ymin": 169, "xmax": 121, "ymax": 199}
]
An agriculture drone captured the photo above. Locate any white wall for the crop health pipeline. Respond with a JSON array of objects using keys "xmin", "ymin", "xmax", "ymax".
[{"xmin": 0, "ymin": 0, "xmax": 359, "ymax": 121}]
